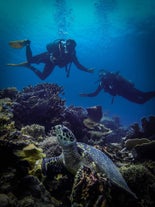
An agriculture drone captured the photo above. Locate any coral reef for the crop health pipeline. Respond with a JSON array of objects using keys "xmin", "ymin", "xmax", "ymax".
[
  {"xmin": 121, "ymin": 115, "xmax": 155, "ymax": 162},
  {"xmin": 71, "ymin": 166, "xmax": 107, "ymax": 207},
  {"xmin": 124, "ymin": 138, "xmax": 151, "ymax": 150},
  {"xmin": 133, "ymin": 141, "xmax": 155, "ymax": 161},
  {"xmin": 101, "ymin": 115, "xmax": 126, "ymax": 143},
  {"xmin": 14, "ymin": 143, "xmax": 46, "ymax": 176},
  {"xmin": 126, "ymin": 116, "xmax": 155, "ymax": 140},
  {"xmin": 101, "ymin": 115, "xmax": 122, "ymax": 131},
  {"xmin": 63, "ymin": 106, "xmax": 112, "ymax": 144},
  {"xmin": 141, "ymin": 116, "xmax": 155, "ymax": 139},
  {"xmin": 0, "ymin": 135, "xmax": 54, "ymax": 206},
  {"xmin": 83, "ymin": 118, "xmax": 112, "ymax": 145},
  {"xmin": 86, "ymin": 105, "xmax": 103, "ymax": 122},
  {"xmin": 43, "ymin": 167, "xmax": 73, "ymax": 206},
  {"xmin": 0, "ymin": 98, "xmax": 16, "ymax": 137},
  {"xmin": 40, "ymin": 135, "xmax": 62, "ymax": 158},
  {"xmin": 0, "ymin": 84, "xmax": 155, "ymax": 207},
  {"xmin": 0, "ymin": 87, "xmax": 18, "ymax": 100},
  {"xmin": 63, "ymin": 105, "xmax": 88, "ymax": 140},
  {"xmin": 120, "ymin": 164, "xmax": 155, "ymax": 207},
  {"xmin": 12, "ymin": 83, "xmax": 65, "ymax": 131},
  {"xmin": 21, "ymin": 124, "xmax": 46, "ymax": 141}
]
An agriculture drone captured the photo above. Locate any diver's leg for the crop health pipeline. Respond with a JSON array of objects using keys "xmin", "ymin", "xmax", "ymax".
[
  {"xmin": 25, "ymin": 41, "xmax": 44, "ymax": 63},
  {"xmin": 26, "ymin": 44, "xmax": 33, "ymax": 62},
  {"xmin": 29, "ymin": 63, "xmax": 55, "ymax": 80},
  {"xmin": 125, "ymin": 90, "xmax": 155, "ymax": 104},
  {"xmin": 39, "ymin": 63, "xmax": 55, "ymax": 80},
  {"xmin": 25, "ymin": 43, "xmax": 54, "ymax": 80},
  {"xmin": 26, "ymin": 46, "xmax": 49, "ymax": 65},
  {"xmin": 142, "ymin": 91, "xmax": 155, "ymax": 103}
]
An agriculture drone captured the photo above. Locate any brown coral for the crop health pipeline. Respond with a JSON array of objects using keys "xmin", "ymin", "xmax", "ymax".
[
  {"xmin": 83, "ymin": 118, "xmax": 112, "ymax": 143},
  {"xmin": 124, "ymin": 138, "xmax": 151, "ymax": 150},
  {"xmin": 134, "ymin": 141, "xmax": 155, "ymax": 161}
]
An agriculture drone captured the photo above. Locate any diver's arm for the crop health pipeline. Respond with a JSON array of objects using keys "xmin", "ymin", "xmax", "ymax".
[
  {"xmin": 80, "ymin": 84, "xmax": 102, "ymax": 97},
  {"xmin": 72, "ymin": 54, "xmax": 94, "ymax": 73}
]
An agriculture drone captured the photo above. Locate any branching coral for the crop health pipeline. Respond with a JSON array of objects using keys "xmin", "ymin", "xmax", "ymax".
[{"xmin": 12, "ymin": 83, "xmax": 65, "ymax": 131}]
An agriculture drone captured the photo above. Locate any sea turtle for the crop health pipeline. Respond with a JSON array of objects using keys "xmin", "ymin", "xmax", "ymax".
[{"xmin": 42, "ymin": 124, "xmax": 137, "ymax": 198}]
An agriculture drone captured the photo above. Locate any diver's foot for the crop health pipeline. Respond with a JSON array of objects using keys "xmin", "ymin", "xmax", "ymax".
[
  {"xmin": 21, "ymin": 39, "xmax": 31, "ymax": 46},
  {"xmin": 9, "ymin": 39, "xmax": 31, "ymax": 48},
  {"xmin": 6, "ymin": 61, "xmax": 31, "ymax": 68}
]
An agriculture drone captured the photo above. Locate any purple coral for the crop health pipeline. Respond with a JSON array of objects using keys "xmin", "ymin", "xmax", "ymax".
[{"xmin": 12, "ymin": 83, "xmax": 65, "ymax": 131}]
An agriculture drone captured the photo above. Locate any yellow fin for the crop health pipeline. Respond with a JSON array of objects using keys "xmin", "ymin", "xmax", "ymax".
[
  {"xmin": 6, "ymin": 62, "xmax": 30, "ymax": 68},
  {"xmin": 9, "ymin": 40, "xmax": 28, "ymax": 49}
]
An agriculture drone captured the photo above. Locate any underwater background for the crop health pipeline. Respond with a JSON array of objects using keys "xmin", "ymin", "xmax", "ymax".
[{"xmin": 0, "ymin": 0, "xmax": 155, "ymax": 126}]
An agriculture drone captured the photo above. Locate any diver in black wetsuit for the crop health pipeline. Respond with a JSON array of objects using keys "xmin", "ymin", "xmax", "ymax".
[
  {"xmin": 8, "ymin": 39, "xmax": 94, "ymax": 80},
  {"xmin": 80, "ymin": 70, "xmax": 155, "ymax": 104}
]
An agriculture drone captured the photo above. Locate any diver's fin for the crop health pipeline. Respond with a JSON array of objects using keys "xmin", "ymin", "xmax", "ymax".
[
  {"xmin": 6, "ymin": 62, "xmax": 31, "ymax": 68},
  {"xmin": 9, "ymin": 39, "xmax": 29, "ymax": 49}
]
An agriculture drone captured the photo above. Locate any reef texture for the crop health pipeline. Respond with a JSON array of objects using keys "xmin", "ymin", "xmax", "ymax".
[{"xmin": 0, "ymin": 84, "xmax": 155, "ymax": 207}]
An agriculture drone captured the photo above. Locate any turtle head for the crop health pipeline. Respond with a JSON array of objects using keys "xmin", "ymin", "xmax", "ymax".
[{"xmin": 53, "ymin": 125, "xmax": 76, "ymax": 147}]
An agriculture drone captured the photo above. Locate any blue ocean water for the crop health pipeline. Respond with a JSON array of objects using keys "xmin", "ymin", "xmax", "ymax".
[{"xmin": 0, "ymin": 0, "xmax": 155, "ymax": 126}]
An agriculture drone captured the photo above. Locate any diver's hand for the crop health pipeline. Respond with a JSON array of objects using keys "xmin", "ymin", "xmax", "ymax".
[{"xmin": 87, "ymin": 68, "xmax": 94, "ymax": 73}]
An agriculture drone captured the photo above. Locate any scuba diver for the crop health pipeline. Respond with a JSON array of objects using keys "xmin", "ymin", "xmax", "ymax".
[
  {"xmin": 7, "ymin": 39, "xmax": 94, "ymax": 79},
  {"xmin": 80, "ymin": 69, "xmax": 155, "ymax": 104}
]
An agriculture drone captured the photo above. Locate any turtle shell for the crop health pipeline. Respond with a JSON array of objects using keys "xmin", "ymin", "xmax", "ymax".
[{"xmin": 77, "ymin": 142, "xmax": 137, "ymax": 198}]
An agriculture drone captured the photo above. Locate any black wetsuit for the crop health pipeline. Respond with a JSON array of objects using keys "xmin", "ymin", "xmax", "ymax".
[
  {"xmin": 26, "ymin": 40, "xmax": 91, "ymax": 80},
  {"xmin": 82, "ymin": 72, "xmax": 155, "ymax": 104}
]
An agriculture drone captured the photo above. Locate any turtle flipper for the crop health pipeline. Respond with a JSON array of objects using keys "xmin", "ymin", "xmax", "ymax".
[
  {"xmin": 42, "ymin": 156, "xmax": 64, "ymax": 175},
  {"xmin": 6, "ymin": 62, "xmax": 31, "ymax": 68},
  {"xmin": 9, "ymin": 39, "xmax": 30, "ymax": 48}
]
